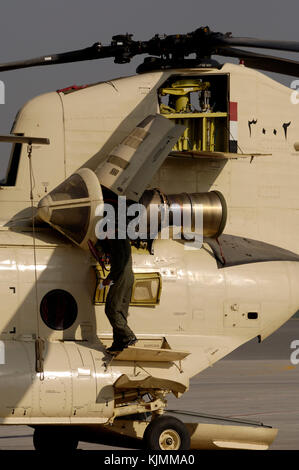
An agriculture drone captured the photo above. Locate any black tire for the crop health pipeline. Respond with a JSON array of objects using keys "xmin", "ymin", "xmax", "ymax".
[
  {"xmin": 143, "ymin": 415, "xmax": 190, "ymax": 450},
  {"xmin": 33, "ymin": 426, "xmax": 78, "ymax": 452}
]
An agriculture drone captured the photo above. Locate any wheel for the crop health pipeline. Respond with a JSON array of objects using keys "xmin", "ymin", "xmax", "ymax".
[
  {"xmin": 33, "ymin": 426, "xmax": 78, "ymax": 452},
  {"xmin": 143, "ymin": 415, "xmax": 190, "ymax": 450}
]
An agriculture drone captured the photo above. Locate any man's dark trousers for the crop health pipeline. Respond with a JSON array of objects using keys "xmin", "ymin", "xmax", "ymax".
[{"xmin": 105, "ymin": 256, "xmax": 135, "ymax": 346}]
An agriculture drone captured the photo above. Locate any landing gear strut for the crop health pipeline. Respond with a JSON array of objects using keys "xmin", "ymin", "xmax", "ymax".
[{"xmin": 143, "ymin": 415, "xmax": 191, "ymax": 450}]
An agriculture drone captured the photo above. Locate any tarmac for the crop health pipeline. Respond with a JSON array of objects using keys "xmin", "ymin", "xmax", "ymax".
[{"xmin": 0, "ymin": 319, "xmax": 298, "ymax": 450}]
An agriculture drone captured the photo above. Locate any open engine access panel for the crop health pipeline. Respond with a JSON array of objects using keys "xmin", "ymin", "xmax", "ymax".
[{"xmin": 158, "ymin": 74, "xmax": 231, "ymax": 153}]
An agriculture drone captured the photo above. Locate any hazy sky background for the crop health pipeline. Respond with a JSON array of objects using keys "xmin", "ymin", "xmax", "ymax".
[{"xmin": 0, "ymin": 0, "xmax": 298, "ymax": 174}]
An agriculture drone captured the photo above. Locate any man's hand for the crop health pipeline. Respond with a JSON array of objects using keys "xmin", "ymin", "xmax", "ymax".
[{"xmin": 99, "ymin": 278, "xmax": 114, "ymax": 290}]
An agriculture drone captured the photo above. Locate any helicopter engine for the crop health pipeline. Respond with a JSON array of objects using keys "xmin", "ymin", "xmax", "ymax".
[{"xmin": 138, "ymin": 189, "xmax": 226, "ymax": 240}]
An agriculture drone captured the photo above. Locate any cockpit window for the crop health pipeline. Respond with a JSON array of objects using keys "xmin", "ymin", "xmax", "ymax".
[
  {"xmin": 0, "ymin": 135, "xmax": 23, "ymax": 186},
  {"xmin": 3, "ymin": 143, "xmax": 22, "ymax": 186}
]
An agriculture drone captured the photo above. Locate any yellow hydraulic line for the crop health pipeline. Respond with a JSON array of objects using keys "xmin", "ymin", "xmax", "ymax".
[
  {"xmin": 210, "ymin": 119, "xmax": 215, "ymax": 151},
  {"xmin": 202, "ymin": 117, "xmax": 207, "ymax": 151}
]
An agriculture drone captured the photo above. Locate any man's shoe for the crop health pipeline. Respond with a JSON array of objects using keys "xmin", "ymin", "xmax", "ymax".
[
  {"xmin": 106, "ymin": 344, "xmax": 124, "ymax": 354},
  {"xmin": 106, "ymin": 337, "xmax": 137, "ymax": 354},
  {"xmin": 123, "ymin": 337, "xmax": 138, "ymax": 349}
]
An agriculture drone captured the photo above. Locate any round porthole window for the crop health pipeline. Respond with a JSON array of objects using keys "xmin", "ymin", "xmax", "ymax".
[{"xmin": 40, "ymin": 289, "xmax": 78, "ymax": 331}]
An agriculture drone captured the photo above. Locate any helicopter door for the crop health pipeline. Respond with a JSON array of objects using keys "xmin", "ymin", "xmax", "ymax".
[{"xmin": 95, "ymin": 113, "xmax": 185, "ymax": 202}]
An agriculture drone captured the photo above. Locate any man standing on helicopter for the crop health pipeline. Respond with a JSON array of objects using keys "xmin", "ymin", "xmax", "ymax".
[
  {"xmin": 100, "ymin": 236, "xmax": 137, "ymax": 354},
  {"xmin": 88, "ymin": 190, "xmax": 137, "ymax": 354}
]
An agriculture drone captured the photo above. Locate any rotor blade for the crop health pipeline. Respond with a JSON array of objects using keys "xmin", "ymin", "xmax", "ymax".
[
  {"xmin": 0, "ymin": 44, "xmax": 106, "ymax": 72},
  {"xmin": 217, "ymin": 47, "xmax": 299, "ymax": 77},
  {"xmin": 0, "ymin": 40, "xmax": 146, "ymax": 72},
  {"xmin": 218, "ymin": 36, "xmax": 299, "ymax": 54}
]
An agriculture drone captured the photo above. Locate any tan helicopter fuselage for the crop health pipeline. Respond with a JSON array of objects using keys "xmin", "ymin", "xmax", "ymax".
[{"xmin": 0, "ymin": 63, "xmax": 298, "ymax": 426}]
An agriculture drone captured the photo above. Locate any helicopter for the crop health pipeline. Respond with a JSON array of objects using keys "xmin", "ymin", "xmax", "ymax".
[{"xmin": 0, "ymin": 26, "xmax": 298, "ymax": 451}]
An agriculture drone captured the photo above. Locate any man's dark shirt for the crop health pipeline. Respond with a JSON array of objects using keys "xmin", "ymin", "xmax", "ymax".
[{"xmin": 100, "ymin": 238, "xmax": 132, "ymax": 283}]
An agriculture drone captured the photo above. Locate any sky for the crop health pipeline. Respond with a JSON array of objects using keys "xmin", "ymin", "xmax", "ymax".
[{"xmin": 0, "ymin": 0, "xmax": 298, "ymax": 174}]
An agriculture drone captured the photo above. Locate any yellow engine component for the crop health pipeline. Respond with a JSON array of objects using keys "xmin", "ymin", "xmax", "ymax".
[
  {"xmin": 160, "ymin": 79, "xmax": 210, "ymax": 113},
  {"xmin": 159, "ymin": 79, "xmax": 228, "ymax": 152}
]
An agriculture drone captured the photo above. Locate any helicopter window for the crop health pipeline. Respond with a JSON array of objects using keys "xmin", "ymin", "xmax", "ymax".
[
  {"xmin": 4, "ymin": 143, "xmax": 22, "ymax": 185},
  {"xmin": 130, "ymin": 274, "xmax": 161, "ymax": 306},
  {"xmin": 49, "ymin": 206, "xmax": 91, "ymax": 244},
  {"xmin": 50, "ymin": 173, "xmax": 89, "ymax": 201},
  {"xmin": 0, "ymin": 138, "xmax": 23, "ymax": 186},
  {"xmin": 40, "ymin": 289, "xmax": 78, "ymax": 330},
  {"xmin": 93, "ymin": 271, "xmax": 161, "ymax": 307}
]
